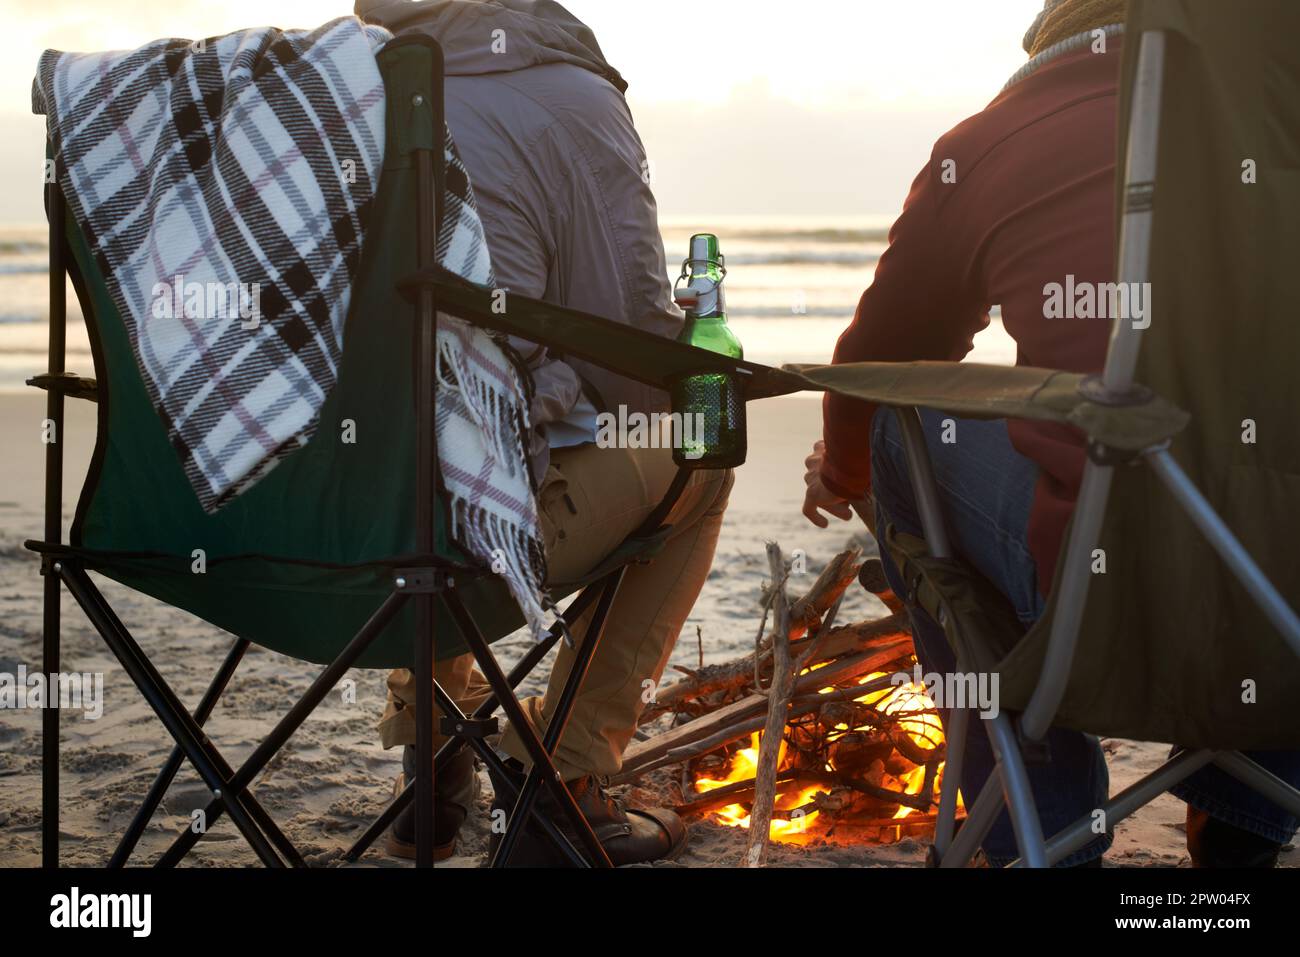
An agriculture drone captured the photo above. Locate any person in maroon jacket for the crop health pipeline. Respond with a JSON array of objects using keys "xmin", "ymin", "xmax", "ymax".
[{"xmin": 803, "ymin": 0, "xmax": 1298, "ymax": 867}]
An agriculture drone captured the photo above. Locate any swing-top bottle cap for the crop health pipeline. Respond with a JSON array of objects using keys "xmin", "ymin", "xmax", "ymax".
[
  {"xmin": 688, "ymin": 233, "xmax": 724, "ymax": 274},
  {"xmin": 674, "ymin": 233, "xmax": 727, "ymax": 313}
]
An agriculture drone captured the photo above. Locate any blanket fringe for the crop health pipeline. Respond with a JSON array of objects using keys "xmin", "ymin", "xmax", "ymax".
[{"xmin": 436, "ymin": 317, "xmax": 551, "ymax": 632}]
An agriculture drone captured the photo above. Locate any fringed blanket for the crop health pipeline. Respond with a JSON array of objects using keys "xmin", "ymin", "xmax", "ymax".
[{"xmin": 34, "ymin": 17, "xmax": 550, "ymax": 630}]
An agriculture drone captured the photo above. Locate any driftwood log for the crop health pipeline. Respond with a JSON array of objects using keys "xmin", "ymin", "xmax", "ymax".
[
  {"xmin": 769, "ymin": 546, "xmax": 862, "ymax": 643},
  {"xmin": 676, "ymin": 767, "xmax": 947, "ymax": 825},
  {"xmin": 612, "ymin": 544, "xmax": 946, "ymax": 855},
  {"xmin": 742, "ymin": 543, "xmax": 796, "ymax": 867},
  {"xmin": 857, "ymin": 556, "xmax": 906, "ymax": 615},
  {"xmin": 640, "ymin": 545, "xmax": 888, "ymax": 724},
  {"xmin": 674, "ymin": 770, "xmax": 811, "ymax": 816},
  {"xmin": 640, "ymin": 612, "xmax": 911, "ymax": 724},
  {"xmin": 611, "ymin": 641, "xmax": 913, "ymax": 784}
]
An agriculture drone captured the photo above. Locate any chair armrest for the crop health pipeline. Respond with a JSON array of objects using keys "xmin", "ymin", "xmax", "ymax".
[{"xmin": 789, "ymin": 361, "xmax": 1189, "ymax": 452}]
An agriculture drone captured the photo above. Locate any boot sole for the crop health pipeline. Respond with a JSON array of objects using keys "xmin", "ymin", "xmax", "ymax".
[
  {"xmin": 488, "ymin": 809, "xmax": 690, "ymax": 867},
  {"xmin": 627, "ymin": 807, "xmax": 690, "ymax": 865},
  {"xmin": 385, "ymin": 772, "xmax": 459, "ymax": 862},
  {"xmin": 385, "ymin": 832, "xmax": 457, "ymax": 862}
]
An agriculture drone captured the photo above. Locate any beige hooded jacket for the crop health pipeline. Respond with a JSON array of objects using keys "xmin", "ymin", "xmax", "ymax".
[{"xmin": 355, "ymin": 0, "xmax": 682, "ymax": 472}]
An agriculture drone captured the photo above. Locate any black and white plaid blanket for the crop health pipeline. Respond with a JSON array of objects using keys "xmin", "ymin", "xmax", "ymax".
[
  {"xmin": 34, "ymin": 17, "xmax": 550, "ymax": 630},
  {"xmin": 34, "ymin": 17, "xmax": 390, "ymax": 510}
]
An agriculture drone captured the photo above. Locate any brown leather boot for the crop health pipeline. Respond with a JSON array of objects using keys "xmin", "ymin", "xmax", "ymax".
[
  {"xmin": 487, "ymin": 758, "xmax": 687, "ymax": 867},
  {"xmin": 1186, "ymin": 806, "xmax": 1282, "ymax": 868},
  {"xmin": 387, "ymin": 745, "xmax": 479, "ymax": 861}
]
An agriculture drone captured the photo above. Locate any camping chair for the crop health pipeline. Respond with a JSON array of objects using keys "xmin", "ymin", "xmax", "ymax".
[
  {"xmin": 811, "ymin": 0, "xmax": 1300, "ymax": 867},
  {"xmin": 30, "ymin": 33, "xmax": 811, "ymax": 869}
]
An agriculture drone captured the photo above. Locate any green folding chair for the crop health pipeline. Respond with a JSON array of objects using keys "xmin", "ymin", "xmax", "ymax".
[
  {"xmin": 29, "ymin": 33, "xmax": 812, "ymax": 869},
  {"xmin": 804, "ymin": 0, "xmax": 1300, "ymax": 867},
  {"xmin": 40, "ymin": 4, "xmax": 1292, "ymax": 873}
]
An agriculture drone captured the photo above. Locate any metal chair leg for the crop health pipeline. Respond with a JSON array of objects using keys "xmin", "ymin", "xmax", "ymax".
[
  {"xmin": 932, "ymin": 701, "xmax": 969, "ymax": 860},
  {"xmin": 1022, "ymin": 748, "xmax": 1217, "ymax": 867},
  {"xmin": 443, "ymin": 587, "xmax": 613, "ymax": 867},
  {"xmin": 343, "ymin": 600, "xmax": 572, "ymax": 863},
  {"xmin": 154, "ymin": 591, "xmax": 409, "ymax": 866},
  {"xmin": 1213, "ymin": 751, "xmax": 1300, "ymax": 817},
  {"xmin": 70, "ymin": 569, "xmax": 304, "ymax": 867},
  {"xmin": 435, "ymin": 684, "xmax": 588, "ymax": 866},
  {"xmin": 413, "ymin": 590, "xmax": 435, "ymax": 867},
  {"xmin": 940, "ymin": 774, "xmax": 1004, "ymax": 867},
  {"xmin": 935, "ymin": 712, "xmax": 1049, "ymax": 867},
  {"xmin": 110, "ymin": 638, "xmax": 250, "ymax": 867},
  {"xmin": 985, "ymin": 714, "xmax": 1048, "ymax": 867},
  {"xmin": 41, "ymin": 563, "xmax": 61, "ymax": 869},
  {"xmin": 337, "ymin": 673, "xmax": 586, "ymax": 868},
  {"xmin": 60, "ymin": 563, "xmax": 286, "ymax": 867},
  {"xmin": 41, "ymin": 182, "xmax": 67, "ymax": 870},
  {"xmin": 493, "ymin": 570, "xmax": 624, "ymax": 868}
]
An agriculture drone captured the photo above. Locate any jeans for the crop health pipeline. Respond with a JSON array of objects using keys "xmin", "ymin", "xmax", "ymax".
[{"xmin": 869, "ymin": 408, "xmax": 1300, "ymax": 865}]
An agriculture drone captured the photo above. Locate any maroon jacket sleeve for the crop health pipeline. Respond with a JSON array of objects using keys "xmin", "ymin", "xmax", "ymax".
[{"xmin": 819, "ymin": 156, "xmax": 991, "ymax": 500}]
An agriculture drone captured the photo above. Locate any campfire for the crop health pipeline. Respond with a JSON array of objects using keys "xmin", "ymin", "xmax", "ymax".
[
  {"xmin": 616, "ymin": 546, "xmax": 963, "ymax": 861},
  {"xmin": 691, "ymin": 670, "xmax": 949, "ymax": 846}
]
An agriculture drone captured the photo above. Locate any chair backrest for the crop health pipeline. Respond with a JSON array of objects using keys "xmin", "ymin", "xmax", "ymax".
[
  {"xmin": 62, "ymin": 37, "xmax": 524, "ymax": 667},
  {"xmin": 998, "ymin": 0, "xmax": 1300, "ymax": 748}
]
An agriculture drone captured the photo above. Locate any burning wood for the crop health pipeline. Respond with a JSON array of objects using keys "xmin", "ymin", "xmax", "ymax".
[
  {"xmin": 623, "ymin": 544, "xmax": 964, "ymax": 855},
  {"xmin": 640, "ymin": 614, "xmax": 911, "ymax": 724}
]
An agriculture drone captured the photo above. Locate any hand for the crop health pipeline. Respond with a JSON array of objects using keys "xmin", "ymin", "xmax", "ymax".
[{"xmin": 802, "ymin": 440, "xmax": 853, "ymax": 528}]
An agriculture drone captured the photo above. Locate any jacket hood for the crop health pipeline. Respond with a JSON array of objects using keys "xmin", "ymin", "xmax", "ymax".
[{"xmin": 354, "ymin": 0, "xmax": 627, "ymax": 92}]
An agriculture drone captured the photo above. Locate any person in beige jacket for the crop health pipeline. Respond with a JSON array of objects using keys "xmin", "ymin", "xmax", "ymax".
[{"xmin": 356, "ymin": 0, "xmax": 730, "ymax": 865}]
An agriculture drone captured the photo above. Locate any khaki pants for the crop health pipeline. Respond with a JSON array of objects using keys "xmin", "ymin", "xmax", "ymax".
[{"xmin": 379, "ymin": 443, "xmax": 732, "ymax": 780}]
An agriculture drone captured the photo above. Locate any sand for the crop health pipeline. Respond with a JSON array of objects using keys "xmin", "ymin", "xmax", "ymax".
[{"xmin": 0, "ymin": 391, "xmax": 1292, "ymax": 868}]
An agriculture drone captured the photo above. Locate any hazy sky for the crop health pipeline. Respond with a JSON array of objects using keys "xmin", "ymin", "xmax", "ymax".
[{"xmin": 0, "ymin": 0, "xmax": 1045, "ymax": 223}]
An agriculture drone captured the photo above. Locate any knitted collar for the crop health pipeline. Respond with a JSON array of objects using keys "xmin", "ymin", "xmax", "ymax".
[{"xmin": 1002, "ymin": 22, "xmax": 1125, "ymax": 93}]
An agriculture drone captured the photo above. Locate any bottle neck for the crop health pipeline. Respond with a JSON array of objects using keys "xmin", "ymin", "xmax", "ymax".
[{"xmin": 684, "ymin": 232, "xmax": 725, "ymax": 318}]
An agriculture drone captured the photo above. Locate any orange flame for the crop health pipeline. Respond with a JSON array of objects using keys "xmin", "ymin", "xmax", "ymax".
[
  {"xmin": 693, "ymin": 666, "xmax": 962, "ymax": 844},
  {"xmin": 694, "ymin": 734, "xmax": 823, "ymax": 843}
]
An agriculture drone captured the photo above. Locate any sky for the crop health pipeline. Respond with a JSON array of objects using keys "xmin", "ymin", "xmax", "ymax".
[{"xmin": 0, "ymin": 0, "xmax": 1045, "ymax": 224}]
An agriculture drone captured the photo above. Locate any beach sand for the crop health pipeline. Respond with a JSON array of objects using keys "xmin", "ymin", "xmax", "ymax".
[{"xmin": 0, "ymin": 391, "xmax": 1291, "ymax": 868}]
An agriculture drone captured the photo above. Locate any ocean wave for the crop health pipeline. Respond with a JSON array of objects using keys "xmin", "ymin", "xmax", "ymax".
[
  {"xmin": 0, "ymin": 262, "xmax": 48, "ymax": 276},
  {"xmin": 0, "ymin": 240, "xmax": 47, "ymax": 255},
  {"xmin": 666, "ymin": 227, "xmax": 889, "ymax": 245},
  {"xmin": 0, "ymin": 347, "xmax": 93, "ymax": 356},
  {"xmin": 732, "ymin": 306, "xmax": 857, "ymax": 319},
  {"xmin": 0, "ymin": 250, "xmax": 879, "ymax": 271},
  {"xmin": 725, "ymin": 250, "xmax": 879, "ymax": 267}
]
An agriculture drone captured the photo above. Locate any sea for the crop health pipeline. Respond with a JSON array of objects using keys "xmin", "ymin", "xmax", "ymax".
[{"xmin": 0, "ymin": 215, "xmax": 1016, "ymax": 393}]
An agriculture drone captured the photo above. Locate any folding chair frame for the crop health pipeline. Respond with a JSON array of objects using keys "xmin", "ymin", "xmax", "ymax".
[
  {"xmin": 883, "ymin": 30, "xmax": 1300, "ymax": 868},
  {"xmin": 31, "ymin": 36, "xmax": 693, "ymax": 869}
]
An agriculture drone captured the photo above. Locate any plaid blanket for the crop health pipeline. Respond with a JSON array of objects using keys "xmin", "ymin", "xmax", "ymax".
[
  {"xmin": 34, "ymin": 18, "xmax": 390, "ymax": 510},
  {"xmin": 34, "ymin": 18, "xmax": 550, "ymax": 630}
]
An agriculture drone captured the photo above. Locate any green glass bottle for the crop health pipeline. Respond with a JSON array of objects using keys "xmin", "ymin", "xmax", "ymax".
[{"xmin": 670, "ymin": 233, "xmax": 746, "ymax": 468}]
